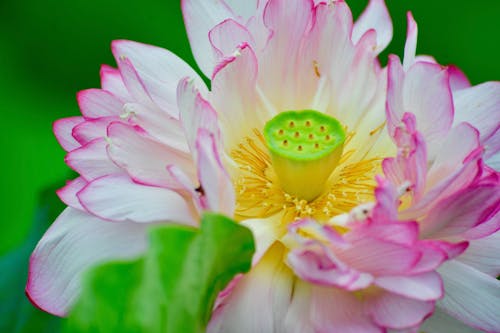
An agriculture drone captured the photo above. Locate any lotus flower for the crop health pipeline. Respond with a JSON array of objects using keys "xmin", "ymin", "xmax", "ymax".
[{"xmin": 27, "ymin": 0, "xmax": 500, "ymax": 332}]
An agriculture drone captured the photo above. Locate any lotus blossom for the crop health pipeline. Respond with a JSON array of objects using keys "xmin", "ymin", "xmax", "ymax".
[{"xmin": 27, "ymin": 0, "xmax": 500, "ymax": 332}]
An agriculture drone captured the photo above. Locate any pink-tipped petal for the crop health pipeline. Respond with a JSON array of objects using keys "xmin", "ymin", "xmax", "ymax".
[
  {"xmin": 56, "ymin": 177, "xmax": 88, "ymax": 211},
  {"xmin": 106, "ymin": 122, "xmax": 195, "ymax": 188},
  {"xmin": 77, "ymin": 89, "xmax": 123, "ymax": 119},
  {"xmin": 196, "ymin": 129, "xmax": 235, "ymax": 216},
  {"xmin": 78, "ymin": 174, "xmax": 195, "ymax": 224},
  {"xmin": 182, "ymin": 0, "xmax": 235, "ymax": 77},
  {"xmin": 352, "ymin": 0, "xmax": 392, "ymax": 55},
  {"xmin": 72, "ymin": 116, "xmax": 119, "ymax": 146},
  {"xmin": 99, "ymin": 64, "xmax": 129, "ymax": 100},
  {"xmin": 26, "ymin": 208, "xmax": 149, "ymax": 316},
  {"xmin": 387, "ymin": 57, "xmax": 454, "ymax": 146},
  {"xmin": 65, "ymin": 138, "xmax": 122, "ymax": 181},
  {"xmin": 437, "ymin": 260, "xmax": 500, "ymax": 332},
  {"xmin": 209, "ymin": 19, "xmax": 256, "ymax": 60},
  {"xmin": 122, "ymin": 102, "xmax": 189, "ymax": 153},
  {"xmin": 53, "ymin": 117, "xmax": 84, "ymax": 152},
  {"xmin": 211, "ymin": 44, "xmax": 261, "ymax": 148},
  {"xmin": 177, "ymin": 78, "xmax": 220, "ymax": 154},
  {"xmin": 448, "ymin": 65, "xmax": 471, "ymax": 92},
  {"xmin": 403, "ymin": 12, "xmax": 418, "ymax": 70}
]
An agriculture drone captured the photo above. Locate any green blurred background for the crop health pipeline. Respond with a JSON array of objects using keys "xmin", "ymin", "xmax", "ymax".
[{"xmin": 0, "ymin": 0, "xmax": 498, "ymax": 328}]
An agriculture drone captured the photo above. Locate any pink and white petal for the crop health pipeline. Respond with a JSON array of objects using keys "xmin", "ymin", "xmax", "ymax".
[
  {"xmin": 448, "ymin": 65, "xmax": 471, "ymax": 92},
  {"xmin": 177, "ymin": 78, "xmax": 219, "ymax": 153},
  {"xmin": 26, "ymin": 208, "xmax": 149, "ymax": 316},
  {"xmin": 352, "ymin": 0, "xmax": 392, "ymax": 55},
  {"xmin": 78, "ymin": 174, "xmax": 196, "ymax": 225},
  {"xmin": 368, "ymin": 292, "xmax": 434, "ymax": 330},
  {"xmin": 196, "ymin": 129, "xmax": 235, "ymax": 216},
  {"xmin": 387, "ymin": 57, "xmax": 454, "ymax": 145},
  {"xmin": 65, "ymin": 138, "xmax": 122, "ymax": 181},
  {"xmin": 182, "ymin": 0, "xmax": 235, "ymax": 77},
  {"xmin": 401, "ymin": 149, "xmax": 482, "ymax": 220},
  {"xmin": 420, "ymin": 184, "xmax": 500, "ymax": 238},
  {"xmin": 211, "ymin": 44, "xmax": 262, "ymax": 149},
  {"xmin": 53, "ymin": 117, "xmax": 84, "ymax": 152},
  {"xmin": 209, "ymin": 19, "xmax": 256, "ymax": 60},
  {"xmin": 310, "ymin": 286, "xmax": 382, "ymax": 333},
  {"xmin": 56, "ymin": 177, "xmax": 88, "ymax": 211},
  {"xmin": 77, "ymin": 89, "xmax": 123, "ymax": 119},
  {"xmin": 207, "ymin": 244, "xmax": 294, "ymax": 333},
  {"xmin": 122, "ymin": 102, "xmax": 189, "ymax": 153},
  {"xmin": 106, "ymin": 122, "xmax": 195, "ymax": 188},
  {"xmin": 112, "ymin": 40, "xmax": 207, "ymax": 116},
  {"xmin": 339, "ymin": 234, "xmax": 421, "ymax": 276},
  {"xmin": 99, "ymin": 64, "xmax": 130, "ymax": 100},
  {"xmin": 453, "ymin": 81, "xmax": 500, "ymax": 143},
  {"xmin": 421, "ymin": 308, "xmax": 483, "ymax": 333},
  {"xmin": 114, "ymin": 55, "xmax": 153, "ymax": 106},
  {"xmin": 72, "ymin": 116, "xmax": 119, "ymax": 146},
  {"xmin": 371, "ymin": 176, "xmax": 399, "ymax": 221},
  {"xmin": 426, "ymin": 123, "xmax": 480, "ymax": 188},
  {"xmin": 374, "ymin": 272, "xmax": 443, "ymax": 301},
  {"xmin": 259, "ymin": 0, "xmax": 315, "ymax": 111},
  {"xmin": 437, "ymin": 260, "xmax": 500, "ymax": 332},
  {"xmin": 458, "ymin": 231, "xmax": 500, "ymax": 277},
  {"xmin": 402, "ymin": 12, "xmax": 417, "ymax": 70}
]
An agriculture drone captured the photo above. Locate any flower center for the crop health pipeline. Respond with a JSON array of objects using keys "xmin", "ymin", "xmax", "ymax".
[
  {"xmin": 263, "ymin": 110, "xmax": 346, "ymax": 201},
  {"xmin": 231, "ymin": 112, "xmax": 381, "ymax": 224}
]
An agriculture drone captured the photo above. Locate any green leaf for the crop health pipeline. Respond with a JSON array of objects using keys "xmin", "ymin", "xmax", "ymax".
[{"xmin": 64, "ymin": 212, "xmax": 255, "ymax": 333}]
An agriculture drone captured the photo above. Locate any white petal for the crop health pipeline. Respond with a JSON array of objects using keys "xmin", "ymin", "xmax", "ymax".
[
  {"xmin": 112, "ymin": 40, "xmax": 207, "ymax": 116},
  {"xmin": 78, "ymin": 174, "xmax": 196, "ymax": 225},
  {"xmin": 421, "ymin": 308, "xmax": 483, "ymax": 333},
  {"xmin": 26, "ymin": 208, "xmax": 149, "ymax": 316},
  {"xmin": 352, "ymin": 0, "xmax": 393, "ymax": 55},
  {"xmin": 458, "ymin": 232, "xmax": 500, "ymax": 277},
  {"xmin": 207, "ymin": 244, "xmax": 294, "ymax": 333},
  {"xmin": 437, "ymin": 260, "xmax": 500, "ymax": 332},
  {"xmin": 182, "ymin": 0, "xmax": 235, "ymax": 77}
]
